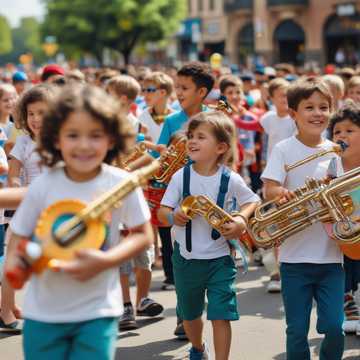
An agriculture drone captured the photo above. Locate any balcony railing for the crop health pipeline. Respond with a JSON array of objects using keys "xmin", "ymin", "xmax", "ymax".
[
  {"xmin": 267, "ymin": 0, "xmax": 308, "ymax": 6},
  {"xmin": 224, "ymin": 0, "xmax": 253, "ymax": 13}
]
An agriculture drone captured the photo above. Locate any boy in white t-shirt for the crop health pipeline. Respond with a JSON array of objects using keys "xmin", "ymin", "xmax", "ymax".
[
  {"xmin": 159, "ymin": 111, "xmax": 259, "ymax": 359},
  {"xmin": 262, "ymin": 78, "xmax": 344, "ymax": 360},
  {"xmin": 138, "ymin": 72, "xmax": 174, "ymax": 143},
  {"xmin": 259, "ymin": 78, "xmax": 296, "ymax": 292}
]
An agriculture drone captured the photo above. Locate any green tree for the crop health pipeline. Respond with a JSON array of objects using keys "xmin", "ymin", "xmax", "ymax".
[
  {"xmin": 42, "ymin": 0, "xmax": 186, "ymax": 64},
  {"xmin": 0, "ymin": 15, "xmax": 12, "ymax": 54}
]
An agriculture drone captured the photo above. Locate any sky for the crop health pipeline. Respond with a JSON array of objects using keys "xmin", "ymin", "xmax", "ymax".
[{"xmin": 0, "ymin": 0, "xmax": 45, "ymax": 27}]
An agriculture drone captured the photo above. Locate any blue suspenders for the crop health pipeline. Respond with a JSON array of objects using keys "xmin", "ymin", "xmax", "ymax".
[{"xmin": 182, "ymin": 164, "xmax": 231, "ymax": 252}]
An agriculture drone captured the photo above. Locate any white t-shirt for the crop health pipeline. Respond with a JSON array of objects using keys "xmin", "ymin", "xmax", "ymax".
[
  {"xmin": 128, "ymin": 113, "xmax": 140, "ymax": 132},
  {"xmin": 10, "ymin": 164, "xmax": 150, "ymax": 323},
  {"xmin": 261, "ymin": 136, "xmax": 343, "ymax": 264},
  {"xmin": 138, "ymin": 108, "xmax": 164, "ymax": 143},
  {"xmin": 161, "ymin": 165, "xmax": 260, "ymax": 260},
  {"xmin": 0, "ymin": 147, "xmax": 8, "ymax": 224},
  {"xmin": 260, "ymin": 110, "xmax": 297, "ymax": 156},
  {"xmin": 10, "ymin": 135, "xmax": 42, "ymax": 185}
]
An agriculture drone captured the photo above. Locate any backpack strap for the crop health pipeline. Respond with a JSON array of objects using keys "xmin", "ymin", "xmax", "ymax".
[
  {"xmin": 211, "ymin": 167, "xmax": 231, "ymax": 240},
  {"xmin": 183, "ymin": 164, "xmax": 192, "ymax": 252}
]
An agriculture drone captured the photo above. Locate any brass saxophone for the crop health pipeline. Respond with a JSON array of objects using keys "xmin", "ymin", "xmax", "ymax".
[
  {"xmin": 248, "ymin": 166, "xmax": 360, "ymax": 257},
  {"xmin": 152, "ymin": 135, "xmax": 188, "ymax": 184}
]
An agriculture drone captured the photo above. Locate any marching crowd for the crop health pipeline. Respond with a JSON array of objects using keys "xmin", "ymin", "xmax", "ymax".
[{"xmin": 0, "ymin": 60, "xmax": 359, "ymax": 359}]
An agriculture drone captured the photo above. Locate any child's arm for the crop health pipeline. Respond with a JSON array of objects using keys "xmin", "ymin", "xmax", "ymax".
[
  {"xmin": 0, "ymin": 187, "xmax": 26, "ymax": 208},
  {"xmin": 221, "ymin": 201, "xmax": 260, "ymax": 239},
  {"xmin": 263, "ymin": 178, "xmax": 295, "ymax": 202},
  {"xmin": 8, "ymin": 158, "xmax": 22, "ymax": 187},
  {"xmin": 52, "ymin": 221, "xmax": 153, "ymax": 281},
  {"xmin": 158, "ymin": 205, "xmax": 190, "ymax": 227}
]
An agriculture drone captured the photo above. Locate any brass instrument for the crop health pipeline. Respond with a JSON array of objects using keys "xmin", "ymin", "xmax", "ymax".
[
  {"xmin": 120, "ymin": 142, "xmax": 147, "ymax": 169},
  {"xmin": 6, "ymin": 160, "xmax": 160, "ymax": 289},
  {"xmin": 248, "ymin": 166, "xmax": 360, "ymax": 258},
  {"xmin": 209, "ymin": 96, "xmax": 236, "ymax": 116},
  {"xmin": 285, "ymin": 141, "xmax": 347, "ymax": 172},
  {"xmin": 181, "ymin": 195, "xmax": 254, "ymax": 251},
  {"xmin": 153, "ymin": 135, "xmax": 188, "ymax": 184}
]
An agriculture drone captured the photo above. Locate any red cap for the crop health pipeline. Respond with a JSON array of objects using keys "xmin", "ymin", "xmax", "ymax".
[{"xmin": 41, "ymin": 64, "xmax": 65, "ymax": 81}]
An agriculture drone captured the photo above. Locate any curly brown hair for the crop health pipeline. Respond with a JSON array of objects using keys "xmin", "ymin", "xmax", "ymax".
[
  {"xmin": 15, "ymin": 84, "xmax": 57, "ymax": 138},
  {"xmin": 38, "ymin": 84, "xmax": 135, "ymax": 167}
]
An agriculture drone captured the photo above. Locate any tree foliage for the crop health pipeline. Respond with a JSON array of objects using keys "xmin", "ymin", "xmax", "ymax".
[
  {"xmin": 0, "ymin": 15, "xmax": 12, "ymax": 55},
  {"xmin": 42, "ymin": 0, "xmax": 186, "ymax": 63}
]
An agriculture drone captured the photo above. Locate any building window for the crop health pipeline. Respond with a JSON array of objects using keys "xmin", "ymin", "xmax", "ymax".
[
  {"xmin": 209, "ymin": 0, "xmax": 215, "ymax": 11},
  {"xmin": 198, "ymin": 0, "xmax": 203, "ymax": 12}
]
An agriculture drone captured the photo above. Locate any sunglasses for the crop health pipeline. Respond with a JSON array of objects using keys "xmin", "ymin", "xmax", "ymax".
[{"xmin": 142, "ymin": 86, "xmax": 158, "ymax": 93}]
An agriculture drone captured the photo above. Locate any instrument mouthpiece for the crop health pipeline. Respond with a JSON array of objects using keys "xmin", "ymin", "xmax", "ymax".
[{"xmin": 336, "ymin": 140, "xmax": 348, "ymax": 151}]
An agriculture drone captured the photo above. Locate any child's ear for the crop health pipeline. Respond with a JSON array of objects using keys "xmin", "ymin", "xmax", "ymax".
[
  {"xmin": 288, "ymin": 108, "xmax": 296, "ymax": 120},
  {"xmin": 216, "ymin": 142, "xmax": 228, "ymax": 156},
  {"xmin": 198, "ymin": 86, "xmax": 208, "ymax": 99}
]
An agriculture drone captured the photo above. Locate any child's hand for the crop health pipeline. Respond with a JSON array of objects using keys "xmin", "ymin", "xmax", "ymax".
[
  {"xmin": 156, "ymin": 144, "xmax": 167, "ymax": 155},
  {"xmin": 51, "ymin": 248, "xmax": 109, "ymax": 281},
  {"xmin": 221, "ymin": 217, "xmax": 247, "ymax": 240},
  {"xmin": 173, "ymin": 209, "xmax": 191, "ymax": 226},
  {"xmin": 277, "ymin": 189, "xmax": 296, "ymax": 204}
]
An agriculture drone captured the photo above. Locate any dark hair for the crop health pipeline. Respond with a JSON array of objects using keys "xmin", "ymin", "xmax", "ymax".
[
  {"xmin": 328, "ymin": 100, "xmax": 360, "ymax": 139},
  {"xmin": 219, "ymin": 75, "xmax": 243, "ymax": 94},
  {"xmin": 38, "ymin": 84, "xmax": 135, "ymax": 167},
  {"xmin": 287, "ymin": 77, "xmax": 333, "ymax": 111},
  {"xmin": 177, "ymin": 62, "xmax": 214, "ymax": 96},
  {"xmin": 186, "ymin": 111, "xmax": 237, "ymax": 166},
  {"xmin": 15, "ymin": 84, "xmax": 57, "ymax": 138}
]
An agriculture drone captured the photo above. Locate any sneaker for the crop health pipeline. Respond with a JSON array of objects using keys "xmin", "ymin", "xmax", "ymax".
[
  {"xmin": 343, "ymin": 293, "xmax": 360, "ymax": 333},
  {"xmin": 174, "ymin": 320, "xmax": 188, "ymax": 340},
  {"xmin": 161, "ymin": 279, "xmax": 175, "ymax": 291},
  {"xmin": 136, "ymin": 297, "xmax": 163, "ymax": 317},
  {"xmin": 189, "ymin": 342, "xmax": 210, "ymax": 360},
  {"xmin": 119, "ymin": 304, "xmax": 137, "ymax": 331},
  {"xmin": 267, "ymin": 280, "xmax": 281, "ymax": 293}
]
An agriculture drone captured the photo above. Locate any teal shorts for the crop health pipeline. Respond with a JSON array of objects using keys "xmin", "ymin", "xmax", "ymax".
[
  {"xmin": 172, "ymin": 242, "xmax": 239, "ymax": 321},
  {"xmin": 23, "ymin": 317, "xmax": 118, "ymax": 360}
]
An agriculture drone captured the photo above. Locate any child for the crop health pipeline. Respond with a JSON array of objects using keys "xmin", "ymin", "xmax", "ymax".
[
  {"xmin": 106, "ymin": 75, "xmax": 142, "ymax": 132},
  {"xmin": 346, "ymin": 76, "xmax": 360, "ymax": 104},
  {"xmin": 0, "ymin": 85, "xmax": 56, "ymax": 332},
  {"xmin": 0, "ymin": 84, "xmax": 17, "ymax": 150},
  {"xmin": 329, "ymin": 100, "xmax": 360, "ymax": 335},
  {"xmin": 158, "ymin": 111, "xmax": 259, "ymax": 359},
  {"xmin": 138, "ymin": 71, "xmax": 174, "ymax": 143},
  {"xmin": 106, "ymin": 74, "xmax": 163, "ymax": 330},
  {"xmin": 9, "ymin": 84, "xmax": 56, "ymax": 186},
  {"xmin": 259, "ymin": 77, "xmax": 296, "ymax": 293},
  {"xmin": 322, "ymin": 74, "xmax": 345, "ymax": 111},
  {"xmin": 262, "ymin": 77, "xmax": 344, "ymax": 360},
  {"xmin": 5, "ymin": 84, "xmax": 153, "ymax": 359}
]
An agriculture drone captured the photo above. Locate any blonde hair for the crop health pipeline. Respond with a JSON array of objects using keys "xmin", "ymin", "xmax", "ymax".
[
  {"xmin": 0, "ymin": 83, "xmax": 16, "ymax": 99},
  {"xmin": 268, "ymin": 78, "xmax": 289, "ymax": 97},
  {"xmin": 187, "ymin": 111, "xmax": 238, "ymax": 167},
  {"xmin": 144, "ymin": 71, "xmax": 174, "ymax": 95},
  {"xmin": 106, "ymin": 75, "xmax": 141, "ymax": 102},
  {"xmin": 348, "ymin": 76, "xmax": 360, "ymax": 90},
  {"xmin": 322, "ymin": 74, "xmax": 345, "ymax": 98}
]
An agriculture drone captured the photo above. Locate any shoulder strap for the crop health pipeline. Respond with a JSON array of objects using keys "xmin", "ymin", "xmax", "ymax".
[
  {"xmin": 183, "ymin": 164, "xmax": 192, "ymax": 252},
  {"xmin": 212, "ymin": 167, "xmax": 231, "ymax": 240}
]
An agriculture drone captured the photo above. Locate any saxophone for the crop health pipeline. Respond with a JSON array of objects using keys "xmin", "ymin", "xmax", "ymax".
[
  {"xmin": 181, "ymin": 195, "xmax": 254, "ymax": 251},
  {"xmin": 152, "ymin": 134, "xmax": 188, "ymax": 184},
  {"xmin": 6, "ymin": 160, "xmax": 160, "ymax": 289},
  {"xmin": 248, "ymin": 165, "xmax": 360, "ymax": 258}
]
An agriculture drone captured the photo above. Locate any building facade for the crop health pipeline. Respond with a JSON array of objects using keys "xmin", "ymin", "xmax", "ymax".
[{"xmin": 178, "ymin": 0, "xmax": 360, "ymax": 66}]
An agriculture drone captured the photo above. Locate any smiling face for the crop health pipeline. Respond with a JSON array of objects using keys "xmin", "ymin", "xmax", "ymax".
[
  {"xmin": 270, "ymin": 86, "xmax": 288, "ymax": 114},
  {"xmin": 332, "ymin": 119, "xmax": 360, "ymax": 165},
  {"xmin": 290, "ymin": 91, "xmax": 331, "ymax": 142},
  {"xmin": 347, "ymin": 85, "xmax": 360, "ymax": 104},
  {"xmin": 223, "ymin": 85, "xmax": 243, "ymax": 107},
  {"xmin": 0, "ymin": 90, "xmax": 17, "ymax": 118},
  {"xmin": 143, "ymin": 81, "xmax": 165, "ymax": 108},
  {"xmin": 56, "ymin": 111, "xmax": 114, "ymax": 182},
  {"xmin": 27, "ymin": 101, "xmax": 48, "ymax": 138},
  {"xmin": 187, "ymin": 123, "xmax": 227, "ymax": 164}
]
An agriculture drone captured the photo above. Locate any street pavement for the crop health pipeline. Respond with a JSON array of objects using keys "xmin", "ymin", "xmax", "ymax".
[{"xmin": 0, "ymin": 263, "xmax": 359, "ymax": 359}]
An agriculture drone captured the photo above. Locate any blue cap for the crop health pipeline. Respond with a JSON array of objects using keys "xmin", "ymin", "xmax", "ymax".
[{"xmin": 12, "ymin": 71, "xmax": 28, "ymax": 82}]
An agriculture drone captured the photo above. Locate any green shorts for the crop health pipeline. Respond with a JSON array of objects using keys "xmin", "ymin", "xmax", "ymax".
[
  {"xmin": 172, "ymin": 242, "xmax": 239, "ymax": 321},
  {"xmin": 23, "ymin": 317, "xmax": 118, "ymax": 360}
]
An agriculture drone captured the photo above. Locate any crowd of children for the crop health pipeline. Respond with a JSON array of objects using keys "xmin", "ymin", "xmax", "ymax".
[{"xmin": 0, "ymin": 60, "xmax": 359, "ymax": 360}]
